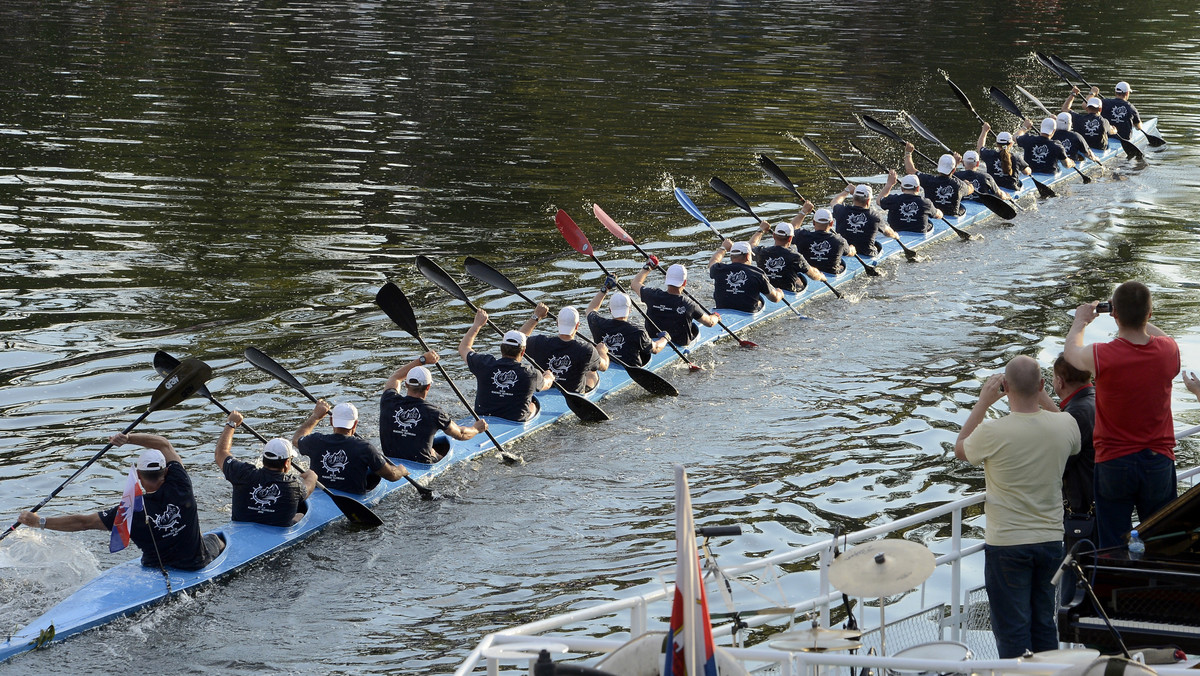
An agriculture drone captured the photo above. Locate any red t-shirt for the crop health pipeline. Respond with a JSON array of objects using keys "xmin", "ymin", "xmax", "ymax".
[{"xmin": 1092, "ymin": 335, "xmax": 1179, "ymax": 463}]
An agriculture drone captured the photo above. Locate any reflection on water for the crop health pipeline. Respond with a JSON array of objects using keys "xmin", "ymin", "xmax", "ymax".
[{"xmin": 2, "ymin": 0, "xmax": 1200, "ymax": 673}]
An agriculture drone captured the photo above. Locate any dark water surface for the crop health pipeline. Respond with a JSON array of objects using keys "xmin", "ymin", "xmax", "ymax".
[{"xmin": 2, "ymin": 1, "xmax": 1200, "ymax": 673}]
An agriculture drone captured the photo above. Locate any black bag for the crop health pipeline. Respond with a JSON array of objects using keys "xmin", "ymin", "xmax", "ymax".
[{"xmin": 1065, "ymin": 510, "xmax": 1094, "ymax": 539}]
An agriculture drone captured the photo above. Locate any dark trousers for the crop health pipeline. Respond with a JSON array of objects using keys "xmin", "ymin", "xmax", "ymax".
[
  {"xmin": 1094, "ymin": 449, "xmax": 1176, "ymax": 549},
  {"xmin": 985, "ymin": 541, "xmax": 1063, "ymax": 658}
]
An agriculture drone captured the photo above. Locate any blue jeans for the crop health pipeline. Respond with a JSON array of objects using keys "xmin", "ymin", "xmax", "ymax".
[
  {"xmin": 1095, "ymin": 450, "xmax": 1177, "ymax": 549},
  {"xmin": 985, "ymin": 541, "xmax": 1063, "ymax": 658}
]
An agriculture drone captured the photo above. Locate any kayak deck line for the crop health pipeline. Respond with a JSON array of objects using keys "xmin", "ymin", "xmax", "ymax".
[{"xmin": 0, "ymin": 119, "xmax": 1157, "ymax": 663}]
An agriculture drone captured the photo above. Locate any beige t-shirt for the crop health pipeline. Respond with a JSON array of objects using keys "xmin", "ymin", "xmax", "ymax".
[{"xmin": 963, "ymin": 410, "xmax": 1082, "ymax": 546}]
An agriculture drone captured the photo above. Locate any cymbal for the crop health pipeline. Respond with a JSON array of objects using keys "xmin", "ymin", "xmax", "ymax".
[
  {"xmin": 828, "ymin": 539, "xmax": 936, "ymax": 598},
  {"xmin": 773, "ymin": 626, "xmax": 863, "ymax": 643},
  {"xmin": 770, "ymin": 638, "xmax": 863, "ymax": 653}
]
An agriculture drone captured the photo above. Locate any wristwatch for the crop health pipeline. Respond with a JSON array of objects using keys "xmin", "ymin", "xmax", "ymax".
[
  {"xmin": 225, "ymin": 422, "xmax": 239, "ymax": 429},
  {"xmin": 418, "ymin": 355, "xmax": 426, "ymax": 364},
  {"xmin": 39, "ymin": 516, "xmax": 46, "ymax": 529}
]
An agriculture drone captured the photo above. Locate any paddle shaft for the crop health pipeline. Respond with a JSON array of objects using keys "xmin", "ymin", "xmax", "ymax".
[
  {"xmin": 850, "ymin": 141, "xmax": 973, "ymax": 241},
  {"xmin": 407, "ymin": 333, "xmax": 511, "ymax": 457}
]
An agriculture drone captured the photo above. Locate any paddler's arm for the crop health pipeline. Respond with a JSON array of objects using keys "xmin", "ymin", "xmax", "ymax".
[
  {"xmin": 458, "ymin": 309, "xmax": 488, "ymax": 362},
  {"xmin": 114, "ymin": 432, "xmax": 180, "ymax": 465},
  {"xmin": 954, "ymin": 374, "xmax": 1004, "ymax": 461},
  {"xmin": 748, "ymin": 220, "xmax": 768, "ymax": 248},
  {"xmin": 1063, "ymin": 302, "xmax": 1099, "ymax": 375},
  {"xmin": 903, "ymin": 142, "xmax": 918, "ymax": 176},
  {"xmin": 385, "ymin": 352, "xmax": 437, "ymax": 391},
  {"xmin": 1062, "ymin": 86, "xmax": 1080, "ymax": 112},
  {"xmin": 518, "ymin": 303, "xmax": 548, "ymax": 337},
  {"xmin": 292, "ymin": 399, "xmax": 331, "ymax": 447},
  {"xmin": 879, "ymin": 171, "xmax": 897, "ymax": 205},
  {"xmin": 17, "ymin": 510, "xmax": 104, "ymax": 532},
  {"xmin": 708, "ymin": 240, "xmax": 731, "ymax": 269},
  {"xmin": 215, "ymin": 410, "xmax": 243, "ymax": 471},
  {"xmin": 447, "ymin": 419, "xmax": 487, "ymax": 441},
  {"xmin": 790, "ymin": 200, "xmax": 814, "ymax": 230},
  {"xmin": 630, "ymin": 267, "xmax": 651, "ymax": 296},
  {"xmin": 977, "ymin": 123, "xmax": 990, "ymax": 152}
]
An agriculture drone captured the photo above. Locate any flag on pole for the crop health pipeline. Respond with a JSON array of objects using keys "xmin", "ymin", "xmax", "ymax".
[
  {"xmin": 664, "ymin": 464, "xmax": 718, "ymax": 676},
  {"xmin": 109, "ymin": 464, "xmax": 144, "ymax": 553}
]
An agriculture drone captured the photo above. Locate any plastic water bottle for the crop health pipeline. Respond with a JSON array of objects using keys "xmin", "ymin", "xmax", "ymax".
[{"xmin": 1128, "ymin": 529, "xmax": 1146, "ymax": 560}]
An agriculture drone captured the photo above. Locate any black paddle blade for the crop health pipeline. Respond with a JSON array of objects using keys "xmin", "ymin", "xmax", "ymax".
[
  {"xmin": 799, "ymin": 136, "xmax": 852, "ymax": 186},
  {"xmin": 757, "ymin": 154, "xmax": 801, "ymax": 198},
  {"xmin": 1034, "ymin": 51, "xmax": 1068, "ymax": 80},
  {"xmin": 1142, "ymin": 132, "xmax": 1166, "ymax": 148},
  {"xmin": 859, "ymin": 114, "xmax": 906, "ymax": 145},
  {"xmin": 328, "ymin": 491, "xmax": 384, "ymax": 526},
  {"xmin": 976, "ymin": 192, "xmax": 1017, "ymax": 220},
  {"xmin": 708, "ymin": 176, "xmax": 757, "ymax": 218},
  {"xmin": 244, "ymin": 347, "xmax": 317, "ymax": 403},
  {"xmin": 988, "ymin": 86, "xmax": 1025, "ymax": 121},
  {"xmin": 855, "ymin": 255, "xmax": 881, "ymax": 277},
  {"xmin": 374, "ymin": 282, "xmax": 421, "ymax": 338},
  {"xmin": 415, "ymin": 255, "xmax": 474, "ymax": 307},
  {"xmin": 623, "ymin": 364, "xmax": 678, "ymax": 397},
  {"xmin": 149, "ymin": 358, "xmax": 213, "ymax": 413},
  {"xmin": 1031, "ymin": 176, "xmax": 1057, "ymax": 198},
  {"xmin": 941, "ymin": 72, "xmax": 976, "ymax": 112},
  {"xmin": 152, "ymin": 350, "xmax": 216, "ymax": 402},
  {"xmin": 463, "ymin": 256, "xmax": 523, "ymax": 297},
  {"xmin": 902, "ymin": 112, "xmax": 951, "ymax": 153},
  {"xmin": 1049, "ymin": 54, "xmax": 1090, "ymax": 87}
]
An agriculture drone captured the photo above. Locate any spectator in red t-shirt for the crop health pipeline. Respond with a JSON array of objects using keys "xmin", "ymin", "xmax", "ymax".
[{"xmin": 1064, "ymin": 281, "xmax": 1180, "ymax": 549}]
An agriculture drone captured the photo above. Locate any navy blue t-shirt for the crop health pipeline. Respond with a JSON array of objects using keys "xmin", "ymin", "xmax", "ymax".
[
  {"xmin": 638, "ymin": 286, "xmax": 705, "ymax": 346},
  {"xmin": 1101, "ymin": 97, "xmax": 1140, "ymax": 138},
  {"xmin": 223, "ymin": 457, "xmax": 308, "ymax": 527},
  {"xmin": 1016, "ymin": 134, "xmax": 1069, "ymax": 174},
  {"xmin": 298, "ymin": 431, "xmax": 387, "ymax": 493},
  {"xmin": 380, "ymin": 389, "xmax": 454, "ymax": 463},
  {"xmin": 1053, "ymin": 129, "xmax": 1090, "ymax": 160},
  {"xmin": 466, "ymin": 352, "xmax": 544, "ymax": 422},
  {"xmin": 954, "ymin": 169, "xmax": 1002, "ymax": 198},
  {"xmin": 586, "ymin": 312, "xmax": 653, "ymax": 366},
  {"xmin": 879, "ymin": 192, "xmax": 938, "ymax": 233},
  {"xmin": 1070, "ymin": 111, "xmax": 1112, "ymax": 150},
  {"xmin": 978, "ymin": 148, "xmax": 1029, "ymax": 190},
  {"xmin": 98, "ymin": 461, "xmax": 211, "ymax": 570},
  {"xmin": 832, "ymin": 204, "xmax": 885, "ymax": 256},
  {"xmin": 752, "ymin": 244, "xmax": 808, "ymax": 292},
  {"xmin": 917, "ymin": 173, "xmax": 970, "ymax": 217},
  {"xmin": 794, "ymin": 230, "xmax": 850, "ymax": 274},
  {"xmin": 709, "ymin": 261, "xmax": 772, "ymax": 313},
  {"xmin": 525, "ymin": 334, "xmax": 602, "ymax": 393}
]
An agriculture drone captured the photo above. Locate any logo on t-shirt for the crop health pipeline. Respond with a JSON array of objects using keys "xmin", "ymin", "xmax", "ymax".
[
  {"xmin": 320, "ymin": 449, "xmax": 349, "ymax": 478},
  {"xmin": 899, "ymin": 202, "xmax": 919, "ymax": 222},
  {"xmin": 603, "ymin": 332, "xmax": 626, "ymax": 352},
  {"xmin": 808, "ymin": 240, "xmax": 831, "ymax": 261},
  {"xmin": 491, "ymin": 369, "xmax": 518, "ymax": 395},
  {"xmin": 764, "ymin": 256, "xmax": 786, "ymax": 275},
  {"xmin": 846, "ymin": 212, "xmax": 867, "ymax": 233},
  {"xmin": 651, "ymin": 303, "xmax": 685, "ymax": 315},
  {"xmin": 150, "ymin": 504, "xmax": 184, "ymax": 538},
  {"xmin": 1061, "ymin": 138, "xmax": 1074, "ymax": 154},
  {"xmin": 1084, "ymin": 118, "xmax": 1101, "ymax": 135},
  {"xmin": 249, "ymin": 484, "xmax": 282, "ymax": 513},
  {"xmin": 991, "ymin": 159, "xmax": 1003, "ymax": 174},
  {"xmin": 935, "ymin": 184, "xmax": 954, "ymax": 203},
  {"xmin": 1031, "ymin": 144, "xmax": 1050, "ymax": 163},
  {"xmin": 1110, "ymin": 105, "xmax": 1128, "ymax": 123},
  {"xmin": 393, "ymin": 407, "xmax": 421, "ymax": 436},
  {"xmin": 724, "ymin": 270, "xmax": 748, "ymax": 294},
  {"xmin": 547, "ymin": 354, "xmax": 572, "ymax": 377}
]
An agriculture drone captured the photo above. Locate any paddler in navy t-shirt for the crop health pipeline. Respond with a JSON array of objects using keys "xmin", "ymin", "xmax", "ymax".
[
  {"xmin": 294, "ymin": 400, "xmax": 410, "ymax": 489},
  {"xmin": 878, "ymin": 172, "xmax": 941, "ymax": 234},
  {"xmin": 631, "ymin": 263, "xmax": 720, "ymax": 346},
  {"xmin": 1052, "ymin": 112, "xmax": 1098, "ymax": 164},
  {"xmin": 1016, "ymin": 118, "xmax": 1074, "ymax": 175},
  {"xmin": 18, "ymin": 432, "xmax": 225, "ymax": 571},
  {"xmin": 585, "ymin": 278, "xmax": 668, "ymax": 367},
  {"xmin": 793, "ymin": 208, "xmax": 854, "ymax": 275},
  {"xmin": 749, "ymin": 212, "xmax": 826, "ymax": 291},
  {"xmin": 525, "ymin": 307, "xmax": 609, "ymax": 394},
  {"xmin": 955, "ymin": 151, "xmax": 1016, "ymax": 208},
  {"xmin": 1101, "ymin": 81, "xmax": 1143, "ymax": 140},
  {"xmin": 977, "ymin": 126, "xmax": 1031, "ymax": 191},
  {"xmin": 708, "ymin": 240, "xmax": 782, "ymax": 313},
  {"xmin": 458, "ymin": 306, "xmax": 553, "ymax": 422},
  {"xmin": 831, "ymin": 184, "xmax": 905, "ymax": 257},
  {"xmin": 216, "ymin": 416, "xmax": 316, "ymax": 527},
  {"xmin": 1062, "ymin": 87, "xmax": 1114, "ymax": 150},
  {"xmin": 904, "ymin": 144, "xmax": 973, "ymax": 217},
  {"xmin": 379, "ymin": 352, "xmax": 488, "ymax": 463}
]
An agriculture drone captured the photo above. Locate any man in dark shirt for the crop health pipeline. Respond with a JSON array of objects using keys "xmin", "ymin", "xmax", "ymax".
[
  {"xmin": 793, "ymin": 208, "xmax": 855, "ymax": 274},
  {"xmin": 525, "ymin": 306, "xmax": 609, "ymax": 393},
  {"xmin": 584, "ymin": 279, "xmax": 668, "ymax": 367},
  {"xmin": 18, "ymin": 432, "xmax": 224, "ymax": 571},
  {"xmin": 1016, "ymin": 118, "xmax": 1074, "ymax": 175},
  {"xmin": 1101, "ymin": 81, "xmax": 1143, "ymax": 139},
  {"xmin": 379, "ymin": 352, "xmax": 488, "ymax": 463},
  {"xmin": 904, "ymin": 145, "xmax": 973, "ymax": 217},
  {"xmin": 458, "ymin": 305, "xmax": 554, "ymax": 422},
  {"xmin": 216, "ymin": 414, "xmax": 316, "ymax": 527},
  {"xmin": 294, "ymin": 400, "xmax": 411, "ymax": 489},
  {"xmin": 878, "ymin": 172, "xmax": 942, "ymax": 234},
  {"xmin": 748, "ymin": 215, "xmax": 826, "ymax": 291},
  {"xmin": 708, "ymin": 240, "xmax": 782, "ymax": 313},
  {"xmin": 978, "ymin": 127, "xmax": 1032, "ymax": 191},
  {"xmin": 1063, "ymin": 87, "xmax": 1115, "ymax": 150},
  {"xmin": 630, "ymin": 263, "xmax": 719, "ymax": 346},
  {"xmin": 831, "ymin": 184, "xmax": 904, "ymax": 257},
  {"xmin": 1053, "ymin": 112, "xmax": 1098, "ymax": 164}
]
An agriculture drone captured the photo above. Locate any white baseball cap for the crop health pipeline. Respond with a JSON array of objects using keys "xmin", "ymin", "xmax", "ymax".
[
  {"xmin": 962, "ymin": 150, "xmax": 979, "ymax": 166},
  {"xmin": 853, "ymin": 184, "xmax": 872, "ymax": 201},
  {"xmin": 1040, "ymin": 118, "xmax": 1057, "ymax": 135},
  {"xmin": 331, "ymin": 402, "xmax": 358, "ymax": 428},
  {"xmin": 900, "ymin": 174, "xmax": 920, "ymax": 190},
  {"xmin": 814, "ymin": 208, "xmax": 833, "ymax": 223},
  {"xmin": 773, "ymin": 222, "xmax": 794, "ymax": 237},
  {"xmin": 502, "ymin": 330, "xmax": 526, "ymax": 347},
  {"xmin": 557, "ymin": 306, "xmax": 580, "ymax": 335},
  {"xmin": 1056, "ymin": 112, "xmax": 1072, "ymax": 130},
  {"xmin": 996, "ymin": 131, "xmax": 1013, "ymax": 145},
  {"xmin": 1086, "ymin": 97, "xmax": 1102, "ymax": 109},
  {"xmin": 665, "ymin": 263, "xmax": 687, "ymax": 287},
  {"xmin": 406, "ymin": 365, "xmax": 432, "ymax": 387},
  {"xmin": 136, "ymin": 449, "xmax": 166, "ymax": 471},
  {"xmin": 609, "ymin": 292, "xmax": 630, "ymax": 318},
  {"xmin": 729, "ymin": 241, "xmax": 751, "ymax": 256},
  {"xmin": 937, "ymin": 154, "xmax": 956, "ymax": 174},
  {"xmin": 262, "ymin": 438, "xmax": 296, "ymax": 461},
  {"xmin": 1115, "ymin": 81, "xmax": 1131, "ymax": 94}
]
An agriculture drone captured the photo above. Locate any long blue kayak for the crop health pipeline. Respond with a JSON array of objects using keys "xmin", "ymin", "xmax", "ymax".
[{"xmin": 0, "ymin": 119, "xmax": 1158, "ymax": 663}]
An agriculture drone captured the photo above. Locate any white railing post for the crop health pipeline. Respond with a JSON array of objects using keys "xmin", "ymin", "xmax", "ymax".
[
  {"xmin": 818, "ymin": 544, "xmax": 831, "ymax": 628},
  {"xmin": 951, "ymin": 505, "xmax": 963, "ymax": 642},
  {"xmin": 632, "ymin": 597, "xmax": 646, "ymax": 637}
]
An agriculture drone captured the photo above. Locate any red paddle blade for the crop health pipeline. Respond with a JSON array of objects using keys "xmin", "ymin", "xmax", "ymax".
[
  {"xmin": 555, "ymin": 209, "xmax": 593, "ymax": 256},
  {"xmin": 592, "ymin": 203, "xmax": 635, "ymax": 244},
  {"xmin": 739, "ymin": 340, "xmax": 758, "ymax": 348}
]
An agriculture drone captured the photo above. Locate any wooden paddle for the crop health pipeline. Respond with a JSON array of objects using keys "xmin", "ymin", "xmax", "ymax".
[
  {"xmin": 0, "ymin": 358, "xmax": 213, "ymax": 542},
  {"xmin": 851, "ymin": 118, "xmax": 977, "ymax": 241},
  {"xmin": 1048, "ymin": 54, "xmax": 1165, "ymax": 148},
  {"xmin": 373, "ymin": 281, "xmax": 526, "ymax": 464},
  {"xmin": 153, "ymin": 352, "xmax": 394, "ymax": 514},
  {"xmin": 457, "ymin": 256, "xmax": 677, "ymax": 397},
  {"xmin": 242, "ymin": 346, "xmax": 429, "ymax": 505},
  {"xmin": 590, "ymin": 203, "xmax": 723, "ymax": 367},
  {"xmin": 410, "ymin": 257, "xmax": 611, "ymax": 423}
]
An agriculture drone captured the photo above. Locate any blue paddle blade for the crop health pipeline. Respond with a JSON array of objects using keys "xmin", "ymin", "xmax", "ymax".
[{"xmin": 673, "ymin": 187, "xmax": 714, "ymax": 229}]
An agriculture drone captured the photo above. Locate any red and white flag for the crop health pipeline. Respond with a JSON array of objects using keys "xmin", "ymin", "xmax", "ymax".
[
  {"xmin": 109, "ymin": 464, "xmax": 144, "ymax": 553},
  {"xmin": 664, "ymin": 464, "xmax": 717, "ymax": 676}
]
